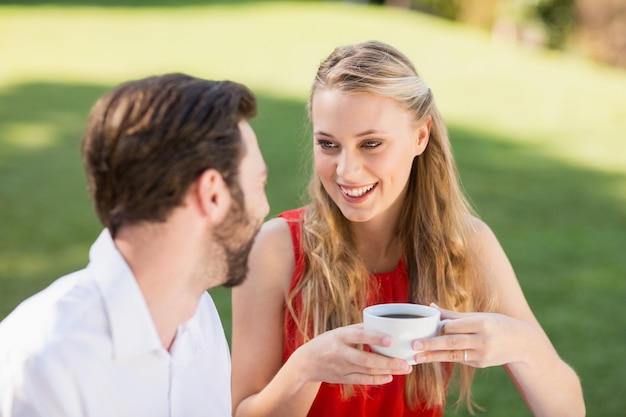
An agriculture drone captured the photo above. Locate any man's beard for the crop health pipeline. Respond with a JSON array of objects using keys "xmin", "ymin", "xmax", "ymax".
[{"xmin": 211, "ymin": 190, "xmax": 262, "ymax": 288}]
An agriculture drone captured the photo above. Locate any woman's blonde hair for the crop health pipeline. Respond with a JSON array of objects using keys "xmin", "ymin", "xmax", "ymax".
[{"xmin": 288, "ymin": 40, "xmax": 495, "ymax": 412}]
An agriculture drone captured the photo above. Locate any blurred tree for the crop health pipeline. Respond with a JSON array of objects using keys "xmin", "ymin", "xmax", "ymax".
[
  {"xmin": 534, "ymin": 0, "xmax": 577, "ymax": 48},
  {"xmin": 458, "ymin": 0, "xmax": 501, "ymax": 29},
  {"xmin": 575, "ymin": 0, "xmax": 626, "ymax": 68},
  {"xmin": 411, "ymin": 0, "xmax": 460, "ymax": 19},
  {"xmin": 369, "ymin": 0, "xmax": 625, "ymax": 68}
]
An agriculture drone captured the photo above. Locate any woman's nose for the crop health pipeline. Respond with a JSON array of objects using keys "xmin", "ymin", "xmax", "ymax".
[{"xmin": 336, "ymin": 150, "xmax": 362, "ymax": 180}]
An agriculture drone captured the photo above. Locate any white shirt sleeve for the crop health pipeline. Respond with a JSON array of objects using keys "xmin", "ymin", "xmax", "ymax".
[{"xmin": 1, "ymin": 350, "xmax": 84, "ymax": 417}]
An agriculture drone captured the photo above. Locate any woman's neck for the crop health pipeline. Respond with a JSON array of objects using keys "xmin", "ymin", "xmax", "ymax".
[{"xmin": 351, "ymin": 219, "xmax": 402, "ymax": 273}]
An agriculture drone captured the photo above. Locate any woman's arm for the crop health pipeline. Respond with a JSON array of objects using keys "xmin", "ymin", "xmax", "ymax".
[
  {"xmin": 231, "ymin": 218, "xmax": 315, "ymax": 417},
  {"xmin": 412, "ymin": 219, "xmax": 585, "ymax": 417},
  {"xmin": 231, "ymin": 218, "xmax": 411, "ymax": 417}
]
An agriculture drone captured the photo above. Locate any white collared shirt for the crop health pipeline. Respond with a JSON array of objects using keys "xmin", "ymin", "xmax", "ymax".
[{"xmin": 0, "ymin": 230, "xmax": 231, "ymax": 417}]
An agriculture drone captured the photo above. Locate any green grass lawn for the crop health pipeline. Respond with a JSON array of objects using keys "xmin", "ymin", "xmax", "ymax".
[{"xmin": 1, "ymin": 2, "xmax": 625, "ymax": 415}]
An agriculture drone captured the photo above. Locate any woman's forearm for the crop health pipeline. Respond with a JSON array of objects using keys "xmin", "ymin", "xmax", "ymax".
[
  {"xmin": 233, "ymin": 348, "xmax": 321, "ymax": 417},
  {"xmin": 506, "ymin": 325, "xmax": 585, "ymax": 417}
]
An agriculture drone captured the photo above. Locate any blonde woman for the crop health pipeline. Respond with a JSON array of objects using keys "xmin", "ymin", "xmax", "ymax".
[{"xmin": 231, "ymin": 41, "xmax": 584, "ymax": 417}]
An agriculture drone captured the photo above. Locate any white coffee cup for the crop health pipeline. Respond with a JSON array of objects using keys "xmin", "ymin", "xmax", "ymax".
[{"xmin": 363, "ymin": 303, "xmax": 448, "ymax": 365}]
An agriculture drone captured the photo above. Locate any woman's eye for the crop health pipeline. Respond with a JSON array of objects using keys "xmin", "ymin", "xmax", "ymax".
[
  {"xmin": 362, "ymin": 140, "xmax": 381, "ymax": 149},
  {"xmin": 316, "ymin": 140, "xmax": 337, "ymax": 150}
]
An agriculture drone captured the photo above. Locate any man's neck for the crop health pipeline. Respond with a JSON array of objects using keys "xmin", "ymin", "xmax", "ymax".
[{"xmin": 114, "ymin": 222, "xmax": 203, "ymax": 352}]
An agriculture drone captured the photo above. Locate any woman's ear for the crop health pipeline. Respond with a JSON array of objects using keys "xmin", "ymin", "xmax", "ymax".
[
  {"xmin": 414, "ymin": 116, "xmax": 431, "ymax": 156},
  {"xmin": 194, "ymin": 168, "xmax": 231, "ymax": 226}
]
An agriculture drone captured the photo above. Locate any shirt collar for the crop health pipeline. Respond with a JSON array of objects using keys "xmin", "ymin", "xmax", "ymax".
[
  {"xmin": 169, "ymin": 304, "xmax": 207, "ymax": 366},
  {"xmin": 88, "ymin": 229, "xmax": 163, "ymax": 360}
]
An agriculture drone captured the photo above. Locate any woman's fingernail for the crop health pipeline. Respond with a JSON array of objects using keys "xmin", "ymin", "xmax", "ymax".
[
  {"xmin": 414, "ymin": 355, "xmax": 427, "ymax": 363},
  {"xmin": 412, "ymin": 341, "xmax": 424, "ymax": 350},
  {"xmin": 382, "ymin": 337, "xmax": 393, "ymax": 347}
]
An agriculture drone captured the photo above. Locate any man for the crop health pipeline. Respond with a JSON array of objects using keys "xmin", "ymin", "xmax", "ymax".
[{"xmin": 0, "ymin": 73, "xmax": 269, "ymax": 416}]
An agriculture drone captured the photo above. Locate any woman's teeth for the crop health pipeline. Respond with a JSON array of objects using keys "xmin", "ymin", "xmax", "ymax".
[{"xmin": 341, "ymin": 184, "xmax": 375, "ymax": 197}]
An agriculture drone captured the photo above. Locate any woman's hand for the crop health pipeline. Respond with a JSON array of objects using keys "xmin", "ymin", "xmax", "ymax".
[
  {"xmin": 411, "ymin": 304, "xmax": 536, "ymax": 368},
  {"xmin": 293, "ymin": 323, "xmax": 413, "ymax": 385}
]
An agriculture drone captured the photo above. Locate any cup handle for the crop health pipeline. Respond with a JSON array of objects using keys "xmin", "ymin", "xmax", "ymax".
[{"xmin": 437, "ymin": 319, "xmax": 450, "ymax": 335}]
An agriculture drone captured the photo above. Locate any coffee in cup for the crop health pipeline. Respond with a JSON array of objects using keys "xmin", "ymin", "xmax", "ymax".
[{"xmin": 363, "ymin": 303, "xmax": 448, "ymax": 365}]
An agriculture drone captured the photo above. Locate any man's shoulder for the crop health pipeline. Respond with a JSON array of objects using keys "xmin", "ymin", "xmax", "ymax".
[
  {"xmin": 0, "ymin": 268, "xmax": 106, "ymax": 358},
  {"xmin": 197, "ymin": 292, "xmax": 222, "ymax": 327}
]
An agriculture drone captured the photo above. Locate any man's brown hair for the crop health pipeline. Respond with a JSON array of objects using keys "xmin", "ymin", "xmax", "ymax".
[{"xmin": 81, "ymin": 73, "xmax": 257, "ymax": 237}]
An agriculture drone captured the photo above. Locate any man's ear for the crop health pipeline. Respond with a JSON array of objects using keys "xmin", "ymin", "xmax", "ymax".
[
  {"xmin": 194, "ymin": 168, "xmax": 231, "ymax": 225},
  {"xmin": 414, "ymin": 116, "xmax": 431, "ymax": 156}
]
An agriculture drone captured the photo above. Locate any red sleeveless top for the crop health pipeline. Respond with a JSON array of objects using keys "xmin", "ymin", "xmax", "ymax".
[{"xmin": 279, "ymin": 208, "xmax": 444, "ymax": 417}]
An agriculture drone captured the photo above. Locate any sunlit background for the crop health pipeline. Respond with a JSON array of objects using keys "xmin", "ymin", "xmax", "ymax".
[{"xmin": 1, "ymin": 1, "xmax": 625, "ymax": 415}]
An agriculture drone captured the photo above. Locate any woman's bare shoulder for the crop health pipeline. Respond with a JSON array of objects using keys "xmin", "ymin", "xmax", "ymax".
[
  {"xmin": 465, "ymin": 215, "xmax": 500, "ymax": 250},
  {"xmin": 258, "ymin": 216, "xmax": 294, "ymax": 246},
  {"xmin": 242, "ymin": 216, "xmax": 296, "ymax": 296}
]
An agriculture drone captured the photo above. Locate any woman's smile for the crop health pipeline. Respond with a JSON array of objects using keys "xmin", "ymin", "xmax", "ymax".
[{"xmin": 339, "ymin": 183, "xmax": 378, "ymax": 201}]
